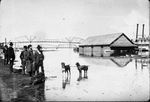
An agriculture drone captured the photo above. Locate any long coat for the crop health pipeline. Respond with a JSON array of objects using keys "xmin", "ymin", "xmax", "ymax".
[
  {"xmin": 26, "ymin": 50, "xmax": 34, "ymax": 73},
  {"xmin": 34, "ymin": 50, "xmax": 44, "ymax": 66},
  {"xmin": 8, "ymin": 47, "xmax": 15, "ymax": 61}
]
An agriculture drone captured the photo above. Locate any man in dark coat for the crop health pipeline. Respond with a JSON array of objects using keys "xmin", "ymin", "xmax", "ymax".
[
  {"xmin": 8, "ymin": 42, "xmax": 15, "ymax": 73},
  {"xmin": 34, "ymin": 45, "xmax": 44, "ymax": 75},
  {"xmin": 20, "ymin": 46, "xmax": 28, "ymax": 74},
  {"xmin": 26, "ymin": 44, "xmax": 34, "ymax": 76}
]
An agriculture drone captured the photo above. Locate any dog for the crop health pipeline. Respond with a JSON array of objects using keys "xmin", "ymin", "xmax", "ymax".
[
  {"xmin": 61, "ymin": 62, "xmax": 71, "ymax": 75},
  {"xmin": 75, "ymin": 62, "xmax": 88, "ymax": 78}
]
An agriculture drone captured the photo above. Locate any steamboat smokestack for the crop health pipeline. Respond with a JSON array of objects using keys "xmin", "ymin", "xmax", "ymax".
[
  {"xmin": 142, "ymin": 24, "xmax": 145, "ymax": 39},
  {"xmin": 136, "ymin": 24, "xmax": 139, "ymax": 42},
  {"xmin": 5, "ymin": 38, "xmax": 7, "ymax": 45}
]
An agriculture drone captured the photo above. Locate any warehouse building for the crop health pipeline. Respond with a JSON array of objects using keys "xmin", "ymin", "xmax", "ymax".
[{"xmin": 79, "ymin": 33, "xmax": 137, "ymax": 57}]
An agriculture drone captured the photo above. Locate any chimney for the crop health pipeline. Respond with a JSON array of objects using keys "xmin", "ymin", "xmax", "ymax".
[
  {"xmin": 142, "ymin": 24, "xmax": 145, "ymax": 39},
  {"xmin": 136, "ymin": 24, "xmax": 139, "ymax": 42},
  {"xmin": 5, "ymin": 38, "xmax": 7, "ymax": 45}
]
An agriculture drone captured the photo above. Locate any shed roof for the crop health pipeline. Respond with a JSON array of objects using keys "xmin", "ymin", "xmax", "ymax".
[{"xmin": 80, "ymin": 33, "xmax": 135, "ymax": 47}]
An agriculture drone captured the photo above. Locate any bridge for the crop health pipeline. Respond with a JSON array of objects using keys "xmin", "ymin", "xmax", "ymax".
[
  {"xmin": 13, "ymin": 40, "xmax": 80, "ymax": 44},
  {"xmin": 3, "ymin": 36, "xmax": 84, "ymax": 49}
]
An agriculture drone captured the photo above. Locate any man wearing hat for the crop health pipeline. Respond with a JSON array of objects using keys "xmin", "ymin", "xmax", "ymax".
[
  {"xmin": 26, "ymin": 44, "xmax": 34, "ymax": 76},
  {"xmin": 8, "ymin": 42, "xmax": 15, "ymax": 73},
  {"xmin": 33, "ymin": 45, "xmax": 44, "ymax": 75},
  {"xmin": 20, "ymin": 46, "xmax": 28, "ymax": 75}
]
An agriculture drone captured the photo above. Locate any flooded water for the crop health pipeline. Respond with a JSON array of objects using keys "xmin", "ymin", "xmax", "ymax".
[{"xmin": 14, "ymin": 49, "xmax": 149, "ymax": 101}]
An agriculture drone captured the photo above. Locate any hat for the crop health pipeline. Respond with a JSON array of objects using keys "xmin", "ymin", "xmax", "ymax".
[
  {"xmin": 37, "ymin": 45, "xmax": 42, "ymax": 49},
  {"xmin": 4, "ymin": 45, "xmax": 8, "ymax": 47},
  {"xmin": 9, "ymin": 42, "xmax": 13, "ymax": 46},
  {"xmin": 24, "ymin": 46, "xmax": 27, "ymax": 49},
  {"xmin": 28, "ymin": 44, "xmax": 32, "ymax": 49}
]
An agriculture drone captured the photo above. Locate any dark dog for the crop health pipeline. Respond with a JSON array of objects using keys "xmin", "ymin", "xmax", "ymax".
[
  {"xmin": 76, "ymin": 62, "xmax": 88, "ymax": 78},
  {"xmin": 61, "ymin": 62, "xmax": 71, "ymax": 75}
]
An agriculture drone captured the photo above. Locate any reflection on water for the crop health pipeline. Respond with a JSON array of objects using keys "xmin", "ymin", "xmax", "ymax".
[
  {"xmin": 110, "ymin": 57, "xmax": 132, "ymax": 67},
  {"xmin": 43, "ymin": 49, "xmax": 149, "ymax": 101},
  {"xmin": 77, "ymin": 74, "xmax": 88, "ymax": 82},
  {"xmin": 62, "ymin": 74, "xmax": 71, "ymax": 89},
  {"xmin": 1, "ymin": 49, "xmax": 149, "ymax": 101},
  {"xmin": 135, "ymin": 58, "xmax": 150, "ymax": 70}
]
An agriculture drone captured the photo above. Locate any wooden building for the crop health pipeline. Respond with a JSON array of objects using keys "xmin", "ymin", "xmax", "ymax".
[{"xmin": 79, "ymin": 33, "xmax": 137, "ymax": 57}]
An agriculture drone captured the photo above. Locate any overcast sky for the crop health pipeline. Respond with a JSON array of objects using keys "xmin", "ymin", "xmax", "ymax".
[{"xmin": 0, "ymin": 0, "xmax": 149, "ymax": 41}]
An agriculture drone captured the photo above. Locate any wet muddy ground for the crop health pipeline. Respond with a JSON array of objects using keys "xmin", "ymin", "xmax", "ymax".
[
  {"xmin": 0, "ymin": 59, "xmax": 45, "ymax": 102},
  {"xmin": 0, "ymin": 49, "xmax": 150, "ymax": 101}
]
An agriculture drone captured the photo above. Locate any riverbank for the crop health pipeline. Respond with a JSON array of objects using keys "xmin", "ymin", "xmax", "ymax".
[{"xmin": 0, "ymin": 58, "xmax": 45, "ymax": 102}]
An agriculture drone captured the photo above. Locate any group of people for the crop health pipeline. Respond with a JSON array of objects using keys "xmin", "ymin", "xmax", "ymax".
[
  {"xmin": 3, "ymin": 42, "xmax": 45, "ymax": 76},
  {"xmin": 20, "ymin": 44, "xmax": 44, "ymax": 76},
  {"xmin": 3, "ymin": 42, "xmax": 15, "ymax": 73}
]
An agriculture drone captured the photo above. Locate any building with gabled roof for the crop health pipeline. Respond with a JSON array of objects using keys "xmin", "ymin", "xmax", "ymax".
[{"xmin": 79, "ymin": 33, "xmax": 137, "ymax": 57}]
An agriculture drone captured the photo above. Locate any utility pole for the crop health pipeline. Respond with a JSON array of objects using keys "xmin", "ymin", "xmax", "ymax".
[
  {"xmin": 149, "ymin": 0, "xmax": 150, "ymax": 57},
  {"xmin": 148, "ymin": 1, "xmax": 150, "ymax": 102}
]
